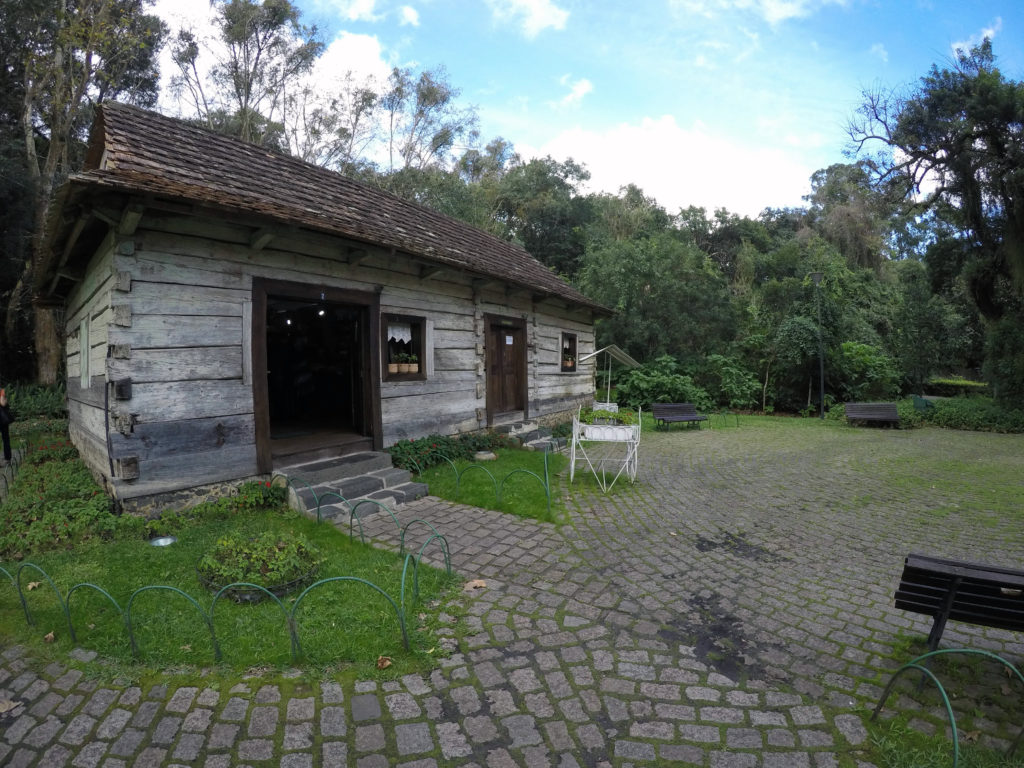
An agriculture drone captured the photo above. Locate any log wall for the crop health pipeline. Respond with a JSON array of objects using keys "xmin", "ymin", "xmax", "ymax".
[{"xmin": 64, "ymin": 207, "xmax": 596, "ymax": 503}]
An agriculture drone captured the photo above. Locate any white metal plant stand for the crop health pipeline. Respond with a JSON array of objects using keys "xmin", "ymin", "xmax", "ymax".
[{"xmin": 569, "ymin": 407, "xmax": 641, "ymax": 493}]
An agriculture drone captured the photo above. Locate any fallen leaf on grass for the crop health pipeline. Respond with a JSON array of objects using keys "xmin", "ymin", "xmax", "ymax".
[
  {"xmin": 962, "ymin": 730, "xmax": 980, "ymax": 743},
  {"xmin": 0, "ymin": 699, "xmax": 18, "ymax": 714},
  {"xmin": 43, "ymin": 631, "xmax": 55, "ymax": 643},
  {"xmin": 180, "ymin": 645, "xmax": 192, "ymax": 652},
  {"xmin": 668, "ymin": 531, "xmax": 678, "ymax": 536},
  {"xmin": 1002, "ymin": 684, "xmax": 1014, "ymax": 696},
  {"xmin": 87, "ymin": 624, "xmax": 95, "ymax": 630},
  {"xmin": 376, "ymin": 656, "xmax": 392, "ymax": 670},
  {"xmin": 463, "ymin": 579, "xmax": 487, "ymax": 592},
  {"xmin": 26, "ymin": 581, "xmax": 41, "ymax": 591}
]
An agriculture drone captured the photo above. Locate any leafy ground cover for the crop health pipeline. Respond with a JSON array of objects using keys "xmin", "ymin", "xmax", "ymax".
[
  {"xmin": 414, "ymin": 448, "xmax": 567, "ymax": 524},
  {"xmin": 0, "ymin": 420, "xmax": 460, "ymax": 679}
]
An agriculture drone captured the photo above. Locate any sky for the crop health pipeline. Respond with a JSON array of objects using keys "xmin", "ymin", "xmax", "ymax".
[{"xmin": 151, "ymin": 0, "xmax": 1024, "ymax": 218}]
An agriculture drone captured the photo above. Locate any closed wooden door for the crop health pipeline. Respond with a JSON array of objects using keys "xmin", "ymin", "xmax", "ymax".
[{"xmin": 488, "ymin": 323, "xmax": 524, "ymax": 414}]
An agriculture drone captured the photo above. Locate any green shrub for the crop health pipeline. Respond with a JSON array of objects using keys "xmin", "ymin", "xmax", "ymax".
[
  {"xmin": 702, "ymin": 354, "xmax": 760, "ymax": 410},
  {"xmin": 925, "ymin": 397, "xmax": 1024, "ymax": 433},
  {"xmin": 616, "ymin": 355, "xmax": 713, "ymax": 411},
  {"xmin": 388, "ymin": 432, "xmax": 515, "ymax": 473},
  {"xmin": 830, "ymin": 341, "xmax": 900, "ymax": 402},
  {"xmin": 197, "ymin": 530, "xmax": 320, "ymax": 592},
  {"xmin": 2, "ymin": 383, "xmax": 67, "ymax": 419}
]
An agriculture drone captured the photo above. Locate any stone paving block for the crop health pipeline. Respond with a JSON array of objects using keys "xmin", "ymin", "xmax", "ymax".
[
  {"xmin": 165, "ymin": 687, "xmax": 197, "ymax": 713},
  {"xmin": 320, "ymin": 706, "xmax": 346, "ymax": 737},
  {"xmin": 95, "ymin": 709, "xmax": 131, "ymax": 740},
  {"xmin": 107, "ymin": 728, "xmax": 145, "ymax": 757},
  {"xmin": 395, "ymin": 721, "xmax": 433, "ymax": 755},
  {"xmin": 726, "ymin": 727, "xmax": 763, "ymax": 748},
  {"xmin": 238, "ymin": 739, "xmax": 273, "ymax": 761},
  {"xmin": 355, "ymin": 724, "xmax": 386, "ymax": 752},
  {"xmin": 172, "ymin": 733, "xmax": 204, "ymax": 762},
  {"xmin": 51, "ymin": 670, "xmax": 83, "ymax": 692},
  {"xmin": 284, "ymin": 722, "xmax": 313, "ymax": 750},
  {"xmin": 206, "ymin": 723, "xmax": 239, "ymax": 750},
  {"xmin": 287, "ymin": 697, "xmax": 315, "ymax": 721},
  {"xmin": 5, "ymin": 712, "xmax": 38, "ymax": 744},
  {"xmin": 37, "ymin": 741, "xmax": 72, "ymax": 767},
  {"xmin": 436, "ymin": 722, "xmax": 472, "ymax": 759},
  {"xmin": 219, "ymin": 697, "xmax": 249, "ymax": 722},
  {"xmin": 614, "ymin": 740, "xmax": 657, "ymax": 761},
  {"xmin": 197, "ymin": 688, "xmax": 220, "ymax": 707},
  {"xmin": 25, "ymin": 715, "xmax": 64, "ymax": 749},
  {"xmin": 464, "ymin": 715, "xmax": 499, "ymax": 743},
  {"xmin": 132, "ymin": 747, "xmax": 166, "ymax": 768},
  {"xmin": 247, "ymin": 706, "xmax": 278, "ymax": 737},
  {"xmin": 59, "ymin": 714, "xmax": 96, "ymax": 746},
  {"xmin": 709, "ymin": 751, "xmax": 758, "ymax": 767},
  {"xmin": 356, "ymin": 755, "xmax": 389, "ymax": 768},
  {"xmin": 281, "ymin": 754, "xmax": 313, "ymax": 768},
  {"xmin": 254, "ymin": 685, "xmax": 280, "ymax": 703},
  {"xmin": 182, "ymin": 708, "xmax": 212, "ymax": 732},
  {"xmin": 6, "ymin": 747, "xmax": 36, "ymax": 768},
  {"xmin": 386, "ymin": 692, "xmax": 422, "ymax": 719},
  {"xmin": 351, "ymin": 693, "xmax": 381, "ymax": 722},
  {"xmin": 151, "ymin": 715, "xmax": 182, "ymax": 745},
  {"xmin": 322, "ymin": 742, "xmax": 348, "ymax": 765},
  {"xmin": 70, "ymin": 741, "xmax": 106, "ymax": 768}
]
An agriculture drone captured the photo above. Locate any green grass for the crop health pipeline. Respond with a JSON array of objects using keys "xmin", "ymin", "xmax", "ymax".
[
  {"xmin": 415, "ymin": 447, "xmax": 567, "ymax": 523},
  {"xmin": 871, "ymin": 717, "xmax": 1024, "ymax": 768},
  {"xmin": 0, "ymin": 506, "xmax": 460, "ymax": 677}
]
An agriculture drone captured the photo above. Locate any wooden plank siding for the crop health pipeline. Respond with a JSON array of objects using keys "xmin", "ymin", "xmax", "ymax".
[{"xmin": 63, "ymin": 209, "xmax": 596, "ymax": 504}]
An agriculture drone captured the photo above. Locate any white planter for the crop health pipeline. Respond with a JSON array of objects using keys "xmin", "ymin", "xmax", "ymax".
[{"xmin": 581, "ymin": 424, "xmax": 636, "ymax": 441}]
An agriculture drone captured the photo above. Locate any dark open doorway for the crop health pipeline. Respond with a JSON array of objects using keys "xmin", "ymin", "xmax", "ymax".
[
  {"xmin": 251, "ymin": 278, "xmax": 382, "ymax": 472},
  {"xmin": 266, "ymin": 297, "xmax": 365, "ymax": 438}
]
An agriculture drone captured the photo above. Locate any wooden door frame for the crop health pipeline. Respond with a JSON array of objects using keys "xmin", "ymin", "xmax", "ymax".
[
  {"xmin": 252, "ymin": 277, "xmax": 382, "ymax": 472},
  {"xmin": 484, "ymin": 314, "xmax": 528, "ymax": 426}
]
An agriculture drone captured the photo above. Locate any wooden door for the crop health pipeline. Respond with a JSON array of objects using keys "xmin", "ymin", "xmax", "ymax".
[{"xmin": 487, "ymin": 320, "xmax": 525, "ymax": 417}]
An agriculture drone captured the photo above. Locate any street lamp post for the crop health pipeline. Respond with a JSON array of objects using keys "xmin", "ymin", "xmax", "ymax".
[{"xmin": 809, "ymin": 272, "xmax": 825, "ymax": 419}]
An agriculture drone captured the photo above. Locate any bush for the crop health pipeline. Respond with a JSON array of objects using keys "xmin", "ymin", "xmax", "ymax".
[
  {"xmin": 2, "ymin": 382, "xmax": 67, "ymax": 419},
  {"xmin": 925, "ymin": 397, "xmax": 1024, "ymax": 433},
  {"xmin": 701, "ymin": 354, "xmax": 760, "ymax": 410},
  {"xmin": 388, "ymin": 432, "xmax": 516, "ymax": 473},
  {"xmin": 616, "ymin": 355, "xmax": 713, "ymax": 411},
  {"xmin": 197, "ymin": 530, "xmax": 320, "ymax": 593},
  {"xmin": 829, "ymin": 342, "xmax": 900, "ymax": 402},
  {"xmin": 925, "ymin": 376, "xmax": 990, "ymax": 398}
]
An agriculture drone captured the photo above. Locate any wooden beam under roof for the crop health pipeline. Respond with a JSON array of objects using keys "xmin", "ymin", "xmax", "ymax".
[
  {"xmin": 249, "ymin": 227, "xmax": 275, "ymax": 251},
  {"xmin": 419, "ymin": 264, "xmax": 445, "ymax": 280},
  {"xmin": 117, "ymin": 203, "xmax": 145, "ymax": 236}
]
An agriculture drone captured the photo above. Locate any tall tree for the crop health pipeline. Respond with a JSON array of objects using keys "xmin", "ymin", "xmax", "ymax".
[
  {"xmin": 848, "ymin": 39, "xmax": 1024, "ymax": 400},
  {"xmin": 171, "ymin": 0, "xmax": 321, "ymax": 146},
  {"xmin": 3, "ymin": 0, "xmax": 165, "ymax": 383}
]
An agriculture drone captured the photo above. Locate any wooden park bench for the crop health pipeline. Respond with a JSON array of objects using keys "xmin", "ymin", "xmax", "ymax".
[
  {"xmin": 651, "ymin": 403, "xmax": 708, "ymax": 430},
  {"xmin": 845, "ymin": 402, "xmax": 899, "ymax": 426},
  {"xmin": 894, "ymin": 553, "xmax": 1024, "ymax": 652}
]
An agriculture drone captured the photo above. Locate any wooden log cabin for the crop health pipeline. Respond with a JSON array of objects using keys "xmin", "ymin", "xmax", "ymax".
[{"xmin": 39, "ymin": 103, "xmax": 606, "ymax": 511}]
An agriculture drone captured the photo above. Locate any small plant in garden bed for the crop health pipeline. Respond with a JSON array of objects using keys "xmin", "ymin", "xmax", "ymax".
[
  {"xmin": 196, "ymin": 531, "xmax": 321, "ymax": 601},
  {"xmin": 387, "ymin": 431, "xmax": 516, "ymax": 472},
  {"xmin": 579, "ymin": 408, "xmax": 638, "ymax": 425}
]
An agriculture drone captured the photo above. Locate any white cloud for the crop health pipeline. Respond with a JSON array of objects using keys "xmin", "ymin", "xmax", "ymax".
[
  {"xmin": 515, "ymin": 115, "xmax": 813, "ymax": 217},
  {"xmin": 314, "ymin": 31, "xmax": 393, "ymax": 85},
  {"xmin": 328, "ymin": 0, "xmax": 382, "ymax": 22},
  {"xmin": 486, "ymin": 0, "xmax": 569, "ymax": 38},
  {"xmin": 670, "ymin": 0, "xmax": 848, "ymax": 25},
  {"xmin": 399, "ymin": 5, "xmax": 419, "ymax": 26},
  {"xmin": 952, "ymin": 17, "xmax": 1001, "ymax": 58},
  {"xmin": 869, "ymin": 42, "xmax": 888, "ymax": 63},
  {"xmin": 556, "ymin": 75, "xmax": 593, "ymax": 107}
]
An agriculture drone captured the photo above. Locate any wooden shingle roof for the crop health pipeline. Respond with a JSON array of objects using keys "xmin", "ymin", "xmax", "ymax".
[{"xmin": 43, "ymin": 102, "xmax": 605, "ymax": 311}]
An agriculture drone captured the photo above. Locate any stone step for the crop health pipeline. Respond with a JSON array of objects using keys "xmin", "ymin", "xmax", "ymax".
[{"xmin": 278, "ymin": 451, "xmax": 393, "ymax": 486}]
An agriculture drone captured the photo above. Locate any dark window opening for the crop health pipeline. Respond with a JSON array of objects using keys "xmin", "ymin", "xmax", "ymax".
[{"xmin": 561, "ymin": 332, "xmax": 578, "ymax": 372}]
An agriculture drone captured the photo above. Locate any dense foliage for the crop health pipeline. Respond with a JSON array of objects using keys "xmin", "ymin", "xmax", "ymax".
[
  {"xmin": 196, "ymin": 530, "xmax": 320, "ymax": 592},
  {"xmin": 387, "ymin": 432, "xmax": 516, "ymax": 473}
]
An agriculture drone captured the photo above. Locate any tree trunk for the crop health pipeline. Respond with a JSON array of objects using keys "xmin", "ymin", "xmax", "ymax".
[{"xmin": 34, "ymin": 304, "xmax": 63, "ymax": 385}]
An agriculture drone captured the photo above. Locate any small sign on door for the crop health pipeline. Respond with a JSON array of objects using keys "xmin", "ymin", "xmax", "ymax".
[{"xmin": 506, "ymin": 335, "xmax": 514, "ymax": 345}]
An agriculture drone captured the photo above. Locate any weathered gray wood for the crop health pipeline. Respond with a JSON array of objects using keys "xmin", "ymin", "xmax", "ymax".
[
  {"xmin": 134, "ymin": 444, "xmax": 258, "ymax": 484},
  {"xmin": 434, "ymin": 348, "xmax": 479, "ymax": 371},
  {"xmin": 67, "ymin": 375, "xmax": 107, "ymax": 410},
  {"xmin": 69, "ymin": 424, "xmax": 111, "ymax": 477},
  {"xmin": 380, "ymin": 372, "xmax": 476, "ymax": 399},
  {"xmin": 68, "ymin": 394, "xmax": 108, "ymax": 441},
  {"xmin": 242, "ymin": 298, "xmax": 252, "ymax": 385},
  {"xmin": 113, "ymin": 281, "xmax": 246, "ymax": 317},
  {"xmin": 64, "ymin": 236, "xmax": 115, "ymax": 327},
  {"xmin": 109, "ymin": 315, "xmax": 242, "ymax": 349},
  {"xmin": 115, "ymin": 252, "xmax": 248, "ymax": 291},
  {"xmin": 107, "ymin": 346, "xmax": 243, "ymax": 383},
  {"xmin": 109, "ymin": 414, "xmax": 255, "ymax": 460},
  {"xmin": 114, "ymin": 380, "xmax": 253, "ymax": 422}
]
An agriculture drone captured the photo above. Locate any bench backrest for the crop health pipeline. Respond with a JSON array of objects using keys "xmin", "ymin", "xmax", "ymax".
[
  {"xmin": 651, "ymin": 403, "xmax": 699, "ymax": 417},
  {"xmin": 845, "ymin": 402, "xmax": 899, "ymax": 420},
  {"xmin": 895, "ymin": 553, "xmax": 1024, "ymax": 633}
]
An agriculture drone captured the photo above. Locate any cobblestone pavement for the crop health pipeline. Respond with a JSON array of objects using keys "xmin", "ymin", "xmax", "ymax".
[{"xmin": 3, "ymin": 422, "xmax": 1023, "ymax": 767}]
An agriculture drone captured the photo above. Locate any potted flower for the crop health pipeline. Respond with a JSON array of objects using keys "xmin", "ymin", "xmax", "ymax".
[
  {"xmin": 562, "ymin": 355, "xmax": 575, "ymax": 369},
  {"xmin": 388, "ymin": 354, "xmax": 399, "ymax": 375},
  {"xmin": 397, "ymin": 352, "xmax": 411, "ymax": 373},
  {"xmin": 407, "ymin": 353, "xmax": 419, "ymax": 374}
]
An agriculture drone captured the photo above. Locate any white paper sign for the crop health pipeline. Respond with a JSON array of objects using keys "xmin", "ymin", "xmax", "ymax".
[{"xmin": 506, "ymin": 335, "xmax": 513, "ymax": 345}]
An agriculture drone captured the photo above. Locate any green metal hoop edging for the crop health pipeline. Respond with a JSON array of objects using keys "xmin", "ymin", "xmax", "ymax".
[
  {"xmin": 431, "ymin": 449, "xmax": 554, "ymax": 513},
  {"xmin": 65, "ymin": 583, "xmax": 124, "ymax": 644},
  {"xmin": 400, "ymin": 520, "xmax": 452, "ymax": 574},
  {"xmin": 291, "ymin": 576, "xmax": 409, "ymax": 651},
  {"xmin": 125, "ymin": 585, "xmax": 222, "ymax": 662},
  {"xmin": 285, "ymin": 477, "xmax": 319, "ymax": 517},
  {"xmin": 871, "ymin": 648, "xmax": 1024, "ymax": 768},
  {"xmin": 400, "ymin": 553, "xmax": 416, "ymax": 611},
  {"xmin": 210, "ymin": 582, "xmax": 300, "ymax": 663},
  {"xmin": 456, "ymin": 463, "xmax": 499, "ymax": 502},
  {"xmin": 316, "ymin": 491, "xmax": 351, "ymax": 526},
  {"xmin": 15, "ymin": 562, "xmax": 67, "ymax": 628},
  {"xmin": 348, "ymin": 499, "xmax": 402, "ymax": 544}
]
